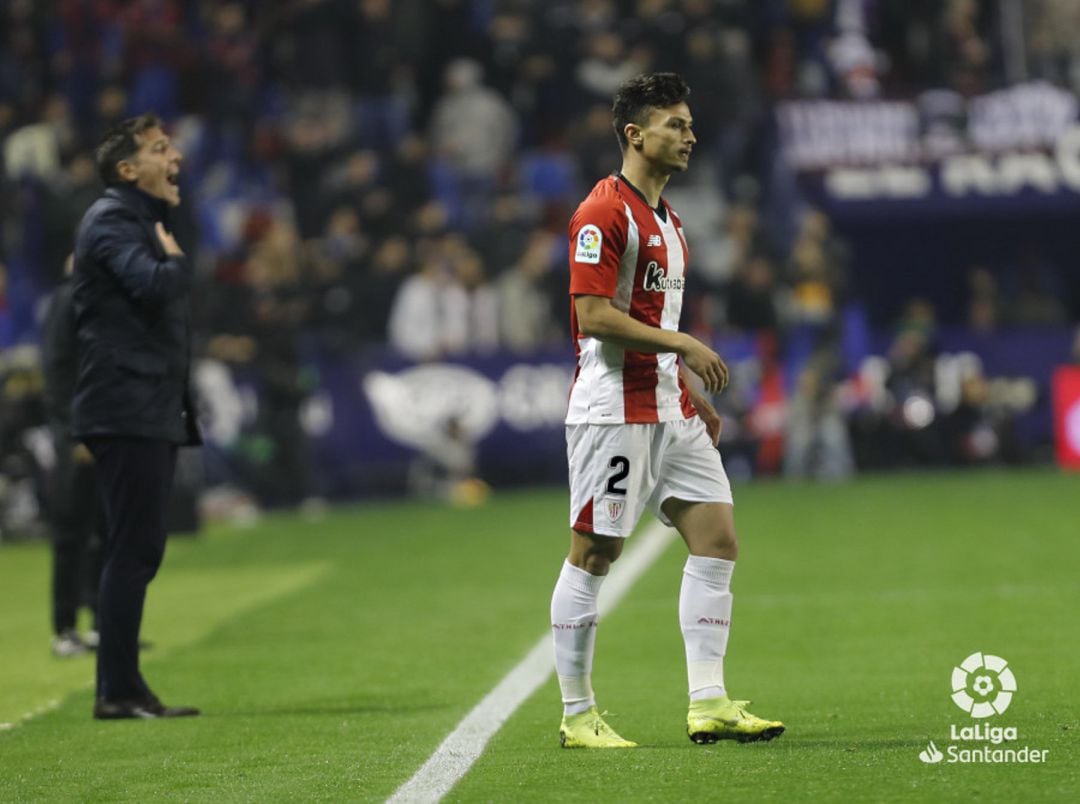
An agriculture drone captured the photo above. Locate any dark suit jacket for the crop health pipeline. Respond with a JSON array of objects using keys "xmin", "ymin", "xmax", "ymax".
[
  {"xmin": 42, "ymin": 278, "xmax": 78, "ymax": 434},
  {"xmin": 71, "ymin": 184, "xmax": 201, "ymax": 446}
]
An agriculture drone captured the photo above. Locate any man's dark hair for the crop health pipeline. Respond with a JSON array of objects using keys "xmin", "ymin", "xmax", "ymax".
[
  {"xmin": 611, "ymin": 73, "xmax": 690, "ymax": 150},
  {"xmin": 95, "ymin": 113, "xmax": 161, "ymax": 186}
]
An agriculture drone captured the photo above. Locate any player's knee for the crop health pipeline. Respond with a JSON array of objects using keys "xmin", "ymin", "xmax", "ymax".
[
  {"xmin": 582, "ymin": 551, "xmax": 616, "ymax": 575},
  {"xmin": 695, "ymin": 524, "xmax": 737, "ymax": 559}
]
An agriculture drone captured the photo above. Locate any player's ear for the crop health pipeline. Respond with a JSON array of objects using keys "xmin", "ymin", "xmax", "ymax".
[{"xmin": 625, "ymin": 123, "xmax": 643, "ymax": 150}]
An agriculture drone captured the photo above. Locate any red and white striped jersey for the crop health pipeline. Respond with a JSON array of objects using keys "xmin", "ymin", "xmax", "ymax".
[{"xmin": 566, "ymin": 174, "xmax": 696, "ymax": 425}]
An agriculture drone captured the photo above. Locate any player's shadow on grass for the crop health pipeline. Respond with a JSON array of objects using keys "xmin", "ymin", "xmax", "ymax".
[
  {"xmin": 769, "ymin": 738, "xmax": 920, "ymax": 750},
  {"xmin": 228, "ymin": 696, "xmax": 450, "ymax": 718}
]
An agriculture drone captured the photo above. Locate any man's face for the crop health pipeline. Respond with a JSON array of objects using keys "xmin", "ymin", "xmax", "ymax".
[
  {"xmin": 123, "ymin": 126, "xmax": 183, "ymax": 206},
  {"xmin": 632, "ymin": 102, "xmax": 696, "ymax": 172}
]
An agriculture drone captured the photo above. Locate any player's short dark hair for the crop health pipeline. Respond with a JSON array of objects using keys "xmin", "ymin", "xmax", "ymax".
[
  {"xmin": 95, "ymin": 113, "xmax": 162, "ymax": 186},
  {"xmin": 611, "ymin": 72, "xmax": 690, "ymax": 150}
]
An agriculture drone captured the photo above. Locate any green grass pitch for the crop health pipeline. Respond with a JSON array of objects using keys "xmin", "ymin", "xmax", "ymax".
[{"xmin": 1, "ymin": 469, "xmax": 1077, "ymax": 801}]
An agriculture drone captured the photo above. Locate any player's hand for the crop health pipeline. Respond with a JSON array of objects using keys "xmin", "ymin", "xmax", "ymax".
[
  {"xmin": 155, "ymin": 222, "xmax": 184, "ymax": 257},
  {"xmin": 679, "ymin": 335, "xmax": 729, "ymax": 394},
  {"xmin": 691, "ymin": 394, "xmax": 723, "ymax": 446}
]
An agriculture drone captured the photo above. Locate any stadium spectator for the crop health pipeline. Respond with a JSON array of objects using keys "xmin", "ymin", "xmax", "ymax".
[
  {"xmin": 497, "ymin": 230, "xmax": 561, "ymax": 353},
  {"xmin": 429, "ymin": 58, "xmax": 517, "ymax": 229},
  {"xmin": 725, "ymin": 255, "xmax": 782, "ymax": 333},
  {"xmin": 387, "ymin": 253, "xmax": 465, "ymax": 362},
  {"xmin": 883, "ymin": 300, "xmax": 946, "ymax": 466},
  {"xmin": 448, "ymin": 242, "xmax": 500, "ymax": 355},
  {"xmin": 942, "ymin": 372, "xmax": 1024, "ymax": 465},
  {"xmin": 783, "ymin": 344, "xmax": 855, "ymax": 481},
  {"xmin": 966, "ymin": 265, "xmax": 1003, "ymax": 333},
  {"xmin": 357, "ymin": 236, "xmax": 411, "ymax": 345}
]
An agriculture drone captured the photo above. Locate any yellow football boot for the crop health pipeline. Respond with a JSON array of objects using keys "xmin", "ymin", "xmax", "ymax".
[
  {"xmin": 559, "ymin": 707, "xmax": 638, "ymax": 749},
  {"xmin": 687, "ymin": 696, "xmax": 785, "ymax": 744}
]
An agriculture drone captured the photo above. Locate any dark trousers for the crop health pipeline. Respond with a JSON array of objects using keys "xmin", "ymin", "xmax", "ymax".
[
  {"xmin": 49, "ymin": 434, "xmax": 104, "ymax": 634},
  {"xmin": 86, "ymin": 436, "xmax": 177, "ymax": 701}
]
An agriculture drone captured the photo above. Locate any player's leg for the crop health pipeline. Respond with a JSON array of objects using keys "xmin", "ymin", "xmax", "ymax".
[
  {"xmin": 552, "ymin": 529, "xmax": 635, "ymax": 747},
  {"xmin": 655, "ymin": 419, "xmax": 784, "ymax": 743},
  {"xmin": 662, "ymin": 499, "xmax": 737, "ymax": 702},
  {"xmin": 553, "ymin": 529, "xmax": 622, "ymax": 717},
  {"xmin": 553, "ymin": 424, "xmax": 651, "ymax": 748}
]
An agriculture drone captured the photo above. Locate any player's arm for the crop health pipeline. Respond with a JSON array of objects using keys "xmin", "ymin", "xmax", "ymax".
[
  {"xmin": 574, "ymin": 294, "xmax": 729, "ymax": 393},
  {"xmin": 680, "ymin": 363, "xmax": 723, "ymax": 445}
]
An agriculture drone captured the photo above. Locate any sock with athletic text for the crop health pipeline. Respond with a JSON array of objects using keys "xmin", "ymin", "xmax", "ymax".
[
  {"xmin": 551, "ymin": 560, "xmax": 606, "ymax": 716},
  {"xmin": 679, "ymin": 555, "xmax": 735, "ymax": 702}
]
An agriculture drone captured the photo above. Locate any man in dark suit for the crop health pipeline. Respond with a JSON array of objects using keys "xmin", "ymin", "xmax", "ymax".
[
  {"xmin": 42, "ymin": 255, "xmax": 104, "ymax": 658},
  {"xmin": 72, "ymin": 113, "xmax": 201, "ymax": 719}
]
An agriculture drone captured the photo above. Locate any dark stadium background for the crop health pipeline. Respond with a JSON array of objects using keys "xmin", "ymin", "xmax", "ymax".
[{"xmin": 1, "ymin": 0, "xmax": 1079, "ymax": 534}]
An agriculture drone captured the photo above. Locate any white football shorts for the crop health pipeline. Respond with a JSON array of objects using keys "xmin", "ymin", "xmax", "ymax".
[{"xmin": 566, "ymin": 417, "xmax": 733, "ymax": 538}]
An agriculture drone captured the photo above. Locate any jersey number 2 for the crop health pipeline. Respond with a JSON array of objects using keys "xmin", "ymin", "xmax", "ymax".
[{"xmin": 606, "ymin": 456, "xmax": 630, "ymax": 495}]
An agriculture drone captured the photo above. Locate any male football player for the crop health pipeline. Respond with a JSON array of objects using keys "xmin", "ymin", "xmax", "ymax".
[{"xmin": 552, "ymin": 72, "xmax": 785, "ymax": 748}]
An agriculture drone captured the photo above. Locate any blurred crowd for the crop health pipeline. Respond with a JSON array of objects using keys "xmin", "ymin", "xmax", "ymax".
[{"xmin": 2, "ymin": 0, "xmax": 1080, "ymax": 525}]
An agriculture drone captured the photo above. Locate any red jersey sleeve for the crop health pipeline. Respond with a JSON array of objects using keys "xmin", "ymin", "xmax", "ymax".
[{"xmin": 568, "ymin": 196, "xmax": 627, "ymax": 299}]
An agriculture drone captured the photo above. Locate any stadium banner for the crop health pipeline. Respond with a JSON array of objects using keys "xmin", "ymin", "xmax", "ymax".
[
  {"xmin": 777, "ymin": 81, "xmax": 1080, "ymax": 214},
  {"xmin": 1052, "ymin": 366, "xmax": 1080, "ymax": 470},
  {"xmin": 193, "ymin": 328, "xmax": 1073, "ymax": 499}
]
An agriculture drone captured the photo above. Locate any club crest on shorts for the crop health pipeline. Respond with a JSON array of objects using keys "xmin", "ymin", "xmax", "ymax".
[{"xmin": 604, "ymin": 497, "xmax": 625, "ymax": 522}]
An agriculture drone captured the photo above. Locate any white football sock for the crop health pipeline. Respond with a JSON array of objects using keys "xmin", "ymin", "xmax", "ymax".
[
  {"xmin": 680, "ymin": 555, "xmax": 735, "ymax": 702},
  {"xmin": 551, "ymin": 560, "xmax": 605, "ymax": 715}
]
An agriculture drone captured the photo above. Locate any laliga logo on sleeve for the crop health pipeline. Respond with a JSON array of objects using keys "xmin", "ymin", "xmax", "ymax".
[
  {"xmin": 951, "ymin": 652, "xmax": 1016, "ymax": 718},
  {"xmin": 575, "ymin": 224, "xmax": 602, "ymax": 264}
]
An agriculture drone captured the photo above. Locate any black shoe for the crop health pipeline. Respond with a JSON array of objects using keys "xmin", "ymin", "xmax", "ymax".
[
  {"xmin": 93, "ymin": 695, "xmax": 200, "ymax": 720},
  {"xmin": 52, "ymin": 629, "xmax": 90, "ymax": 658}
]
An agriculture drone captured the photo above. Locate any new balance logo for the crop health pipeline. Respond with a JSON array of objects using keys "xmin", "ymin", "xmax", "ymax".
[
  {"xmin": 646, "ymin": 234, "xmax": 663, "ymax": 247},
  {"xmin": 643, "ymin": 260, "xmax": 685, "ymax": 292}
]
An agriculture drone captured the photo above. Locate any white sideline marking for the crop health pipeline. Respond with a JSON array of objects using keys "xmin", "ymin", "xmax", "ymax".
[
  {"xmin": 387, "ymin": 520, "xmax": 675, "ymax": 803},
  {"xmin": 0, "ymin": 698, "xmax": 62, "ymax": 731}
]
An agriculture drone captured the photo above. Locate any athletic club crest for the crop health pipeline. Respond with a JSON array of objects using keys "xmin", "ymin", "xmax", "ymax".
[{"xmin": 605, "ymin": 498, "xmax": 625, "ymax": 521}]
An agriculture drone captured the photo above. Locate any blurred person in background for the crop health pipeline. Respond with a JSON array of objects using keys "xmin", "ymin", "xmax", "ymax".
[
  {"xmin": 206, "ymin": 216, "xmax": 318, "ymax": 509},
  {"xmin": 783, "ymin": 343, "xmax": 855, "ymax": 481},
  {"xmin": 551, "ymin": 72, "xmax": 784, "ymax": 750},
  {"xmin": 387, "ymin": 254, "xmax": 462, "ymax": 362},
  {"xmin": 429, "ymin": 58, "xmax": 517, "ymax": 230},
  {"xmin": 406, "ymin": 415, "xmax": 490, "ymax": 508},
  {"xmin": 357, "ymin": 236, "xmax": 411, "ymax": 345},
  {"xmin": 497, "ymin": 230, "xmax": 561, "ymax": 353},
  {"xmin": 942, "ymin": 372, "xmax": 1024, "ymax": 466},
  {"xmin": 883, "ymin": 300, "xmax": 945, "ymax": 466},
  {"xmin": 0, "ymin": 345, "xmax": 47, "ymax": 541},
  {"xmin": 42, "ymin": 255, "xmax": 104, "ymax": 657},
  {"xmin": 966, "ymin": 265, "xmax": 1003, "ymax": 333},
  {"xmin": 72, "ymin": 114, "xmax": 200, "ymax": 720},
  {"xmin": 446, "ymin": 241, "xmax": 499, "ymax": 355},
  {"xmin": 725, "ymin": 254, "xmax": 782, "ymax": 334}
]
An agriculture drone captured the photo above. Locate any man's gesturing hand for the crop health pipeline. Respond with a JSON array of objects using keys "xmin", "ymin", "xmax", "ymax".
[
  {"xmin": 155, "ymin": 222, "xmax": 184, "ymax": 257},
  {"xmin": 679, "ymin": 334, "xmax": 729, "ymax": 394}
]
